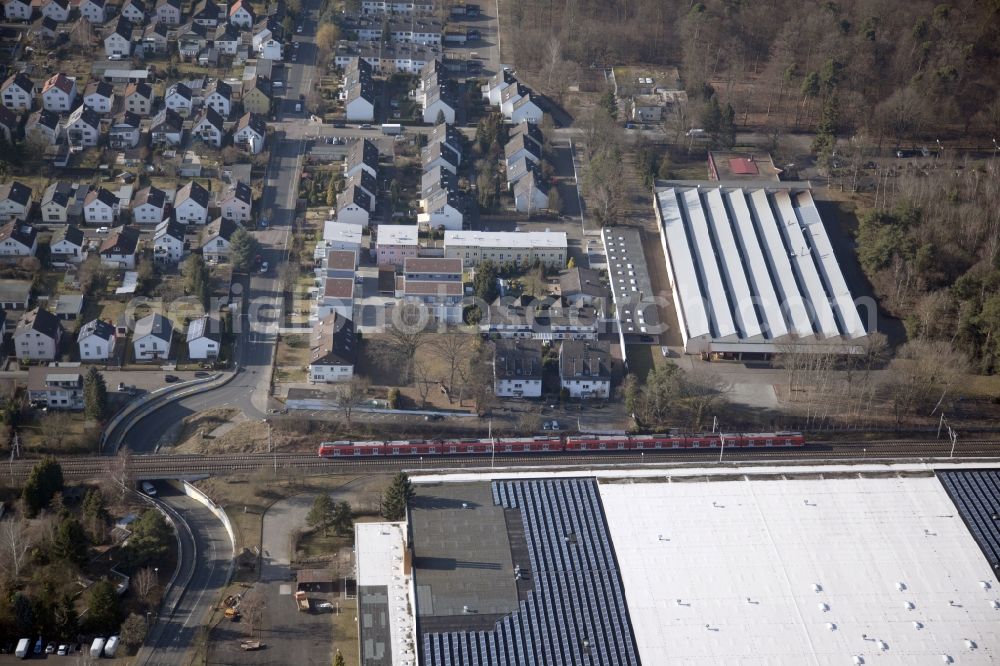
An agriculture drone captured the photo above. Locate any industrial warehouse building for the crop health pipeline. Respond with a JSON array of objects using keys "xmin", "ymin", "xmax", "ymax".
[{"xmin": 654, "ymin": 182, "xmax": 869, "ymax": 356}]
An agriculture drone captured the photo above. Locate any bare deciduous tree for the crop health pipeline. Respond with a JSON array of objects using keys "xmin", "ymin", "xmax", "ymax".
[
  {"xmin": 336, "ymin": 377, "xmax": 370, "ymax": 429},
  {"xmin": 412, "ymin": 360, "xmax": 433, "ymax": 409},
  {"xmin": 385, "ymin": 322, "xmax": 428, "ymax": 385},
  {"xmin": 429, "ymin": 333, "xmax": 472, "ymax": 398},
  {"xmin": 0, "ymin": 518, "xmax": 33, "ymax": 578},
  {"xmin": 240, "ymin": 588, "xmax": 266, "ymax": 638},
  {"xmin": 133, "ymin": 567, "xmax": 159, "ymax": 606},
  {"xmin": 106, "ymin": 446, "xmax": 135, "ymax": 506}
]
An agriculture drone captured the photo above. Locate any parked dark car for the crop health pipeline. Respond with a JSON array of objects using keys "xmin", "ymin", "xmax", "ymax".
[{"xmin": 164, "ymin": 375, "xmax": 179, "ymax": 383}]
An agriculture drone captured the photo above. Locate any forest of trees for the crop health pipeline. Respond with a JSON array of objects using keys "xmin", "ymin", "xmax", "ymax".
[{"xmin": 509, "ymin": 0, "xmax": 1000, "ymax": 142}]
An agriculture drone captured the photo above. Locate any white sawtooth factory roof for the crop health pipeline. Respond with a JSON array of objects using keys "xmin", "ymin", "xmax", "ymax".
[
  {"xmin": 601, "ymin": 475, "xmax": 1000, "ymax": 665},
  {"xmin": 654, "ymin": 183, "xmax": 867, "ymax": 354}
]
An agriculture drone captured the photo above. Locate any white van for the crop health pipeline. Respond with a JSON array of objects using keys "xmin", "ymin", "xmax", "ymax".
[
  {"xmin": 90, "ymin": 637, "xmax": 106, "ymax": 658},
  {"xmin": 15, "ymin": 638, "xmax": 29, "ymax": 658},
  {"xmin": 104, "ymin": 635, "xmax": 120, "ymax": 657},
  {"xmin": 141, "ymin": 481, "xmax": 157, "ymax": 496}
]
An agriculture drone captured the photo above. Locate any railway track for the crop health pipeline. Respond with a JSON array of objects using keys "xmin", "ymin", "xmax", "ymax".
[{"xmin": 7, "ymin": 438, "xmax": 1000, "ymax": 481}]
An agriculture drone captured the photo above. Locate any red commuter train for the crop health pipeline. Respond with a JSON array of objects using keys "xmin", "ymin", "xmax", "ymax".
[{"xmin": 317, "ymin": 432, "xmax": 805, "ymax": 458}]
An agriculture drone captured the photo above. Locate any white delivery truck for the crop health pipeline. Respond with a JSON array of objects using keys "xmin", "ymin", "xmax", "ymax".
[
  {"xmin": 15, "ymin": 638, "xmax": 29, "ymax": 658},
  {"xmin": 381, "ymin": 123, "xmax": 403, "ymax": 135},
  {"xmin": 104, "ymin": 635, "xmax": 120, "ymax": 657},
  {"xmin": 91, "ymin": 637, "xmax": 106, "ymax": 658}
]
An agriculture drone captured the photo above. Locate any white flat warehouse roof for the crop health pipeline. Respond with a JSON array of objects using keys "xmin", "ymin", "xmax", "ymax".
[
  {"xmin": 444, "ymin": 230, "xmax": 567, "ymax": 249},
  {"xmin": 601, "ymin": 476, "xmax": 1000, "ymax": 665},
  {"xmin": 654, "ymin": 184, "xmax": 868, "ymax": 352}
]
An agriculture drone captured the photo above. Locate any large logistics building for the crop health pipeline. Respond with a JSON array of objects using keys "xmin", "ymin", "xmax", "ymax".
[{"xmin": 654, "ymin": 182, "xmax": 869, "ymax": 355}]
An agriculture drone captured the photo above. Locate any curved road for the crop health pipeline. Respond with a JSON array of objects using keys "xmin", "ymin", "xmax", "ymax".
[{"xmin": 137, "ymin": 484, "xmax": 234, "ymax": 666}]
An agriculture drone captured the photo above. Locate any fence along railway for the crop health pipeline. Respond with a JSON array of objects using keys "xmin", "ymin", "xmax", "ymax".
[{"xmin": 8, "ymin": 438, "xmax": 1000, "ymax": 481}]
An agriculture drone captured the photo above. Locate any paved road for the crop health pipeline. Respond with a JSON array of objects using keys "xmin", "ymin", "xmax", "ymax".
[
  {"xmin": 137, "ymin": 484, "xmax": 233, "ymax": 666},
  {"xmin": 118, "ymin": 0, "xmax": 312, "ymax": 453}
]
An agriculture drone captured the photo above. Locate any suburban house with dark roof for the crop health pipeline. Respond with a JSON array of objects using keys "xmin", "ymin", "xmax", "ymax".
[
  {"xmin": 132, "ymin": 313, "xmax": 172, "ymax": 360},
  {"xmin": 65, "ymin": 106, "xmax": 101, "ymax": 146},
  {"xmin": 558, "ymin": 340, "xmax": 611, "ymax": 398},
  {"xmin": 83, "ymin": 187, "xmax": 119, "ymax": 224},
  {"xmin": 39, "ymin": 0, "xmax": 69, "ymax": 22},
  {"xmin": 131, "ymin": 185, "xmax": 167, "ymax": 224},
  {"xmin": 41, "ymin": 188, "xmax": 74, "ymax": 227},
  {"xmin": 14, "ymin": 307, "xmax": 62, "ymax": 361},
  {"xmin": 120, "ymin": 0, "xmax": 145, "ymax": 22},
  {"xmin": 229, "ymin": 0, "xmax": 255, "ymax": 28},
  {"xmin": 513, "ymin": 171, "xmax": 548, "ymax": 213},
  {"xmin": 83, "ymin": 80, "xmax": 115, "ymax": 113},
  {"xmin": 186, "ymin": 314, "xmax": 221, "ymax": 358},
  {"xmin": 191, "ymin": 0, "xmax": 224, "ymax": 26},
  {"xmin": 154, "ymin": 0, "xmax": 181, "ymax": 25},
  {"xmin": 345, "ymin": 138, "xmax": 379, "ymax": 179},
  {"xmin": 27, "ymin": 365, "xmax": 83, "ymax": 410},
  {"xmin": 202, "ymin": 217, "xmax": 237, "ymax": 262},
  {"xmin": 123, "ymin": 82, "xmax": 154, "ymax": 115},
  {"xmin": 0, "ymin": 181, "xmax": 32, "ymax": 221},
  {"xmin": 79, "ymin": 0, "xmax": 108, "ymax": 23},
  {"xmin": 78, "ymin": 318, "xmax": 116, "ymax": 360},
  {"xmin": 99, "ymin": 226, "xmax": 140, "ymax": 269},
  {"xmin": 4, "ymin": 0, "xmax": 32, "ymax": 21},
  {"xmin": 153, "ymin": 219, "xmax": 186, "ymax": 264},
  {"xmin": 108, "ymin": 111, "xmax": 142, "ymax": 149},
  {"xmin": 193, "ymin": 106, "xmax": 224, "ymax": 147},
  {"xmin": 233, "ymin": 112, "xmax": 266, "ymax": 154},
  {"xmin": 1, "ymin": 73, "xmax": 35, "ymax": 111},
  {"xmin": 308, "ymin": 313, "xmax": 356, "ymax": 383},
  {"xmin": 41, "ymin": 73, "xmax": 77, "ymax": 112},
  {"xmin": 219, "ymin": 181, "xmax": 253, "ymax": 222},
  {"xmin": 0, "ymin": 221, "xmax": 37, "ymax": 256},
  {"xmin": 50, "ymin": 226, "xmax": 85, "ymax": 264},
  {"xmin": 204, "ymin": 79, "xmax": 232, "ymax": 117},
  {"xmin": 174, "ymin": 181, "xmax": 210, "ymax": 224},
  {"xmin": 103, "ymin": 16, "xmax": 133, "ymax": 58},
  {"xmin": 336, "ymin": 186, "xmax": 372, "ymax": 228},
  {"xmin": 493, "ymin": 339, "xmax": 543, "ymax": 398},
  {"xmin": 165, "ymin": 82, "xmax": 194, "ymax": 117},
  {"xmin": 151, "ymin": 108, "xmax": 183, "ymax": 146},
  {"xmin": 241, "ymin": 76, "xmax": 271, "ymax": 114},
  {"xmin": 26, "ymin": 109, "xmax": 60, "ymax": 144}
]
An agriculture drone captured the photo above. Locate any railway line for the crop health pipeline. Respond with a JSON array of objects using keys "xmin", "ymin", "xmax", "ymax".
[{"xmin": 7, "ymin": 438, "xmax": 1000, "ymax": 481}]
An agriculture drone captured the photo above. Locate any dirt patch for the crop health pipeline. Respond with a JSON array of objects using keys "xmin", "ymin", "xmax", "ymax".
[
  {"xmin": 276, "ymin": 334, "xmax": 310, "ymax": 382},
  {"xmin": 171, "ymin": 408, "xmax": 271, "ymax": 454}
]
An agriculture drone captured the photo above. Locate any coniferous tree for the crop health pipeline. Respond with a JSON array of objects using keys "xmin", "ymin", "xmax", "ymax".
[
  {"xmin": 84, "ymin": 367, "xmax": 108, "ymax": 421},
  {"xmin": 381, "ymin": 473, "xmax": 414, "ymax": 520}
]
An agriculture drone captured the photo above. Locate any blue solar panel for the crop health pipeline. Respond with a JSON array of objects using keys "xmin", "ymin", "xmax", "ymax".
[
  {"xmin": 939, "ymin": 470, "xmax": 1000, "ymax": 569},
  {"xmin": 420, "ymin": 478, "xmax": 641, "ymax": 665}
]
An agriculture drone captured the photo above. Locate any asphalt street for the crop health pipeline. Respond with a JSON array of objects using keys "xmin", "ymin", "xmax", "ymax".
[
  {"xmin": 136, "ymin": 485, "xmax": 233, "ymax": 666},
  {"xmin": 121, "ymin": 2, "xmax": 312, "ymax": 453}
]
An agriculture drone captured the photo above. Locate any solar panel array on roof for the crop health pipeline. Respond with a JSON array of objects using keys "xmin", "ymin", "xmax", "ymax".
[
  {"xmin": 420, "ymin": 478, "xmax": 640, "ymax": 666},
  {"xmin": 938, "ymin": 470, "xmax": 1000, "ymax": 569}
]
